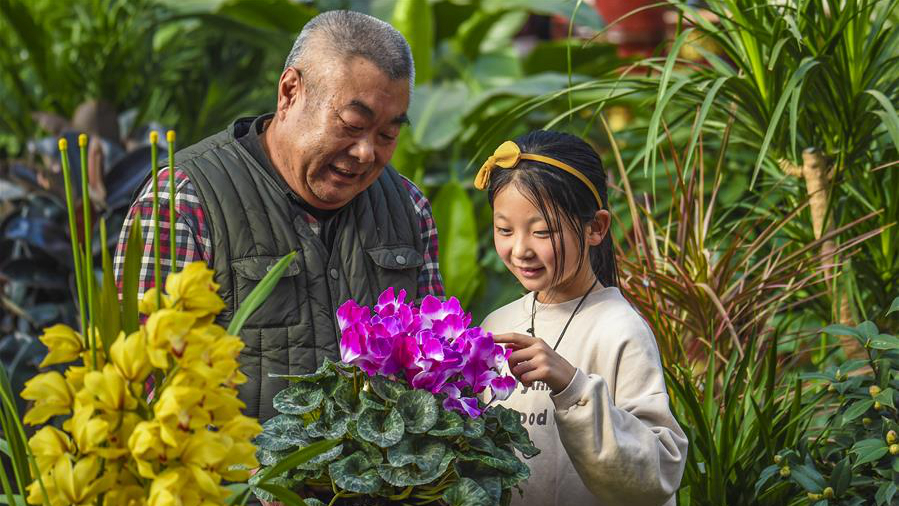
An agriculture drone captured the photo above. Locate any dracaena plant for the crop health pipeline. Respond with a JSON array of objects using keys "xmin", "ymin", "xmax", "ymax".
[
  {"xmin": 0, "ymin": 131, "xmax": 314, "ymax": 506},
  {"xmin": 252, "ymin": 289, "xmax": 536, "ymax": 506}
]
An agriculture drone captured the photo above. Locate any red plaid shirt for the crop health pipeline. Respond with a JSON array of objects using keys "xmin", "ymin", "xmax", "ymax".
[{"xmin": 114, "ymin": 167, "xmax": 444, "ymax": 302}]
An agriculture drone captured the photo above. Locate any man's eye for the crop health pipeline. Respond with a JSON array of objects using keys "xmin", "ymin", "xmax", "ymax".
[
  {"xmin": 340, "ymin": 118, "xmax": 364, "ymax": 132},
  {"xmin": 379, "ymin": 133, "xmax": 396, "ymax": 141}
]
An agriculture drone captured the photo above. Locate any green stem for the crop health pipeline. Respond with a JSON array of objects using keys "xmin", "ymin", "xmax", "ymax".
[
  {"xmin": 167, "ymin": 131, "xmax": 177, "ymax": 271},
  {"xmin": 326, "ymin": 490, "xmax": 344, "ymax": 506},
  {"xmin": 150, "ymin": 132, "xmax": 162, "ymax": 308},
  {"xmin": 79, "ymin": 135, "xmax": 97, "ymax": 369},
  {"xmin": 58, "ymin": 139, "xmax": 88, "ymax": 340}
]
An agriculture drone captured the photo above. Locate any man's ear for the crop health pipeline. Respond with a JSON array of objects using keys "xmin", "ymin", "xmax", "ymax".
[
  {"xmin": 586, "ymin": 209, "xmax": 611, "ymax": 247},
  {"xmin": 276, "ymin": 67, "xmax": 304, "ymax": 119}
]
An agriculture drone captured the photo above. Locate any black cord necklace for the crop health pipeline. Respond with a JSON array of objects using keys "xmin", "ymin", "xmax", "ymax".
[{"xmin": 527, "ymin": 278, "xmax": 599, "ymax": 351}]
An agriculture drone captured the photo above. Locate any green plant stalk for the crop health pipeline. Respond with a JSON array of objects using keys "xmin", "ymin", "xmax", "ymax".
[
  {"xmin": 167, "ymin": 130, "xmax": 177, "ymax": 270},
  {"xmin": 0, "ymin": 366, "xmax": 49, "ymax": 505},
  {"xmin": 58, "ymin": 139, "xmax": 88, "ymax": 340},
  {"xmin": 150, "ymin": 131, "xmax": 162, "ymax": 308},
  {"xmin": 79, "ymin": 135, "xmax": 97, "ymax": 369}
]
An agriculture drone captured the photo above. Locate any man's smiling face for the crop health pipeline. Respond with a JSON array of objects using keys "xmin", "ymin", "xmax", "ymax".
[{"xmin": 270, "ymin": 54, "xmax": 410, "ymax": 210}]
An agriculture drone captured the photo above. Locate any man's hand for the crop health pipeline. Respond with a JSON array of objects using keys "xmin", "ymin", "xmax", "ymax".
[{"xmin": 492, "ymin": 333, "xmax": 577, "ymax": 394}]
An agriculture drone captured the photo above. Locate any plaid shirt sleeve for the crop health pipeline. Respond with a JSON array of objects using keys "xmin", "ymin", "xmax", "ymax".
[
  {"xmin": 398, "ymin": 177, "xmax": 445, "ymax": 301},
  {"xmin": 113, "ymin": 167, "xmax": 212, "ymax": 299}
]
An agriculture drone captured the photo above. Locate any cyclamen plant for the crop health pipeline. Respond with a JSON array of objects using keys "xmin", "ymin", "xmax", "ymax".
[
  {"xmin": 337, "ymin": 288, "xmax": 516, "ymax": 418},
  {"xmin": 252, "ymin": 289, "xmax": 537, "ymax": 506}
]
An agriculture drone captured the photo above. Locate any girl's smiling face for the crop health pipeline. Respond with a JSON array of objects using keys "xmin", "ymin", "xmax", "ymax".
[{"xmin": 492, "ymin": 183, "xmax": 606, "ymax": 304}]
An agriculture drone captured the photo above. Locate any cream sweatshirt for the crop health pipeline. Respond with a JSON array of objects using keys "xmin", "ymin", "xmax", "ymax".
[{"xmin": 481, "ymin": 287, "xmax": 687, "ymax": 506}]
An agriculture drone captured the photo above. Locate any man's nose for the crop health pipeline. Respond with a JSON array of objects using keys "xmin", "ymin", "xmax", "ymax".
[{"xmin": 348, "ymin": 135, "xmax": 376, "ymax": 165}]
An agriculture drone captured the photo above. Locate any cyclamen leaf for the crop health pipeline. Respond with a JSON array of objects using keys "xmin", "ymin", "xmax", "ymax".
[
  {"xmin": 273, "ymin": 382, "xmax": 324, "ymax": 415},
  {"xmin": 329, "ymin": 451, "xmax": 383, "ymax": 494},
  {"xmin": 395, "ymin": 390, "xmax": 438, "ymax": 434},
  {"xmin": 306, "ymin": 402, "xmax": 349, "ymax": 440},
  {"xmin": 387, "ymin": 435, "xmax": 447, "ymax": 473},
  {"xmin": 295, "ymin": 443, "xmax": 344, "ymax": 471},
  {"xmin": 357, "ymin": 407, "xmax": 405, "ymax": 448},
  {"xmin": 377, "ymin": 451, "xmax": 454, "ymax": 487},
  {"xmin": 256, "ymin": 414, "xmax": 310, "ymax": 451},
  {"xmin": 428, "ymin": 409, "xmax": 464, "ymax": 437},
  {"xmin": 442, "ymin": 477, "xmax": 493, "ymax": 506},
  {"xmin": 462, "ymin": 415, "xmax": 485, "ymax": 438},
  {"xmin": 370, "ymin": 375, "xmax": 408, "ymax": 402}
]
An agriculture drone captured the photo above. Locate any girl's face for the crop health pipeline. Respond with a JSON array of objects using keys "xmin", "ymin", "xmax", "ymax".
[{"xmin": 492, "ymin": 183, "xmax": 606, "ymax": 304}]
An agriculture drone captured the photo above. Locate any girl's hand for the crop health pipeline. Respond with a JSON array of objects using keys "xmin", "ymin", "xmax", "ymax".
[{"xmin": 493, "ymin": 333, "xmax": 577, "ymax": 394}]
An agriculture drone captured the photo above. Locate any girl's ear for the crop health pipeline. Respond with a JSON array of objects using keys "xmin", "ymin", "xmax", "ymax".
[{"xmin": 586, "ymin": 209, "xmax": 611, "ymax": 247}]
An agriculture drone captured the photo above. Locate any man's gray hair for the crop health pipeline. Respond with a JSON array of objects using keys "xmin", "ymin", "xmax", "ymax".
[{"xmin": 285, "ymin": 10, "xmax": 415, "ymax": 89}]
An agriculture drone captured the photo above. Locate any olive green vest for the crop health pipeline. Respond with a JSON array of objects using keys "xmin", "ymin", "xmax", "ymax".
[{"xmin": 175, "ymin": 118, "xmax": 423, "ymax": 421}]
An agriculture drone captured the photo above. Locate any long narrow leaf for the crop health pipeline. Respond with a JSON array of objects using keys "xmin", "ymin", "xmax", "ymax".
[{"xmin": 227, "ymin": 252, "xmax": 298, "ymax": 335}]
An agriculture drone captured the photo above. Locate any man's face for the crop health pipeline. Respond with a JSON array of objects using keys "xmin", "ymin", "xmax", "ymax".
[{"xmin": 273, "ymin": 56, "xmax": 410, "ymax": 210}]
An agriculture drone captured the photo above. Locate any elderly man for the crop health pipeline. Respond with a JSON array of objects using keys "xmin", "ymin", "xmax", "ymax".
[{"xmin": 114, "ymin": 10, "xmax": 443, "ymax": 422}]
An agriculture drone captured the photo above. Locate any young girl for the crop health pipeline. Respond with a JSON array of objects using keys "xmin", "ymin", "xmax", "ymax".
[{"xmin": 477, "ymin": 131, "xmax": 687, "ymax": 506}]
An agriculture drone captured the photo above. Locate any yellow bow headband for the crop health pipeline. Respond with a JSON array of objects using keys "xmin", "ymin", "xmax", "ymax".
[{"xmin": 474, "ymin": 140, "xmax": 604, "ymax": 209}]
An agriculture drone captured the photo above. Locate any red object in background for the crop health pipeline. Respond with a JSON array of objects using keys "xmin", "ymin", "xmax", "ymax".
[{"xmin": 593, "ymin": 0, "xmax": 667, "ymax": 57}]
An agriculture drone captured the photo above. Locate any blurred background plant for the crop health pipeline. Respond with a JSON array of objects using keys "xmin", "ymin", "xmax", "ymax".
[{"xmin": 1, "ymin": 0, "xmax": 897, "ymax": 504}]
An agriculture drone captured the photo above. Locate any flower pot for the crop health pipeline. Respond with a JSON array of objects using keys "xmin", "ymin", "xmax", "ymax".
[{"xmin": 593, "ymin": 0, "xmax": 667, "ymax": 57}]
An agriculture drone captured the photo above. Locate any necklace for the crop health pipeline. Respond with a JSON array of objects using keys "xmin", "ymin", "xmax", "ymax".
[{"xmin": 527, "ymin": 278, "xmax": 599, "ymax": 351}]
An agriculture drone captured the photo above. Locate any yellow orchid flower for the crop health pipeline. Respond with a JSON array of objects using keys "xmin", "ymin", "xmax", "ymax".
[
  {"xmin": 139, "ymin": 287, "xmax": 172, "ymax": 315},
  {"xmin": 83, "ymin": 363, "xmax": 137, "ymax": 413},
  {"xmin": 154, "ymin": 386, "xmax": 210, "ymax": 446},
  {"xmin": 148, "ymin": 468, "xmax": 207, "ymax": 506},
  {"xmin": 110, "ymin": 330, "xmax": 152, "ymax": 382},
  {"xmin": 28, "ymin": 426, "xmax": 73, "ymax": 472},
  {"xmin": 178, "ymin": 327, "xmax": 244, "ymax": 387},
  {"xmin": 53, "ymin": 454, "xmax": 116, "ymax": 505},
  {"xmin": 180, "ymin": 430, "xmax": 229, "ymax": 498},
  {"xmin": 215, "ymin": 439, "xmax": 259, "ymax": 481},
  {"xmin": 38, "ymin": 324, "xmax": 83, "ymax": 367},
  {"xmin": 128, "ymin": 420, "xmax": 165, "ymax": 479},
  {"xmin": 26, "ymin": 470, "xmax": 63, "ymax": 506},
  {"xmin": 63, "ymin": 397, "xmax": 108, "ymax": 455},
  {"xmin": 203, "ymin": 386, "xmax": 246, "ymax": 423},
  {"xmin": 22, "ymin": 372, "xmax": 73, "ymax": 425},
  {"xmin": 165, "ymin": 261, "xmax": 225, "ymax": 320},
  {"xmin": 105, "ymin": 468, "xmax": 147, "ymax": 506},
  {"xmin": 145, "ymin": 309, "xmax": 197, "ymax": 368}
]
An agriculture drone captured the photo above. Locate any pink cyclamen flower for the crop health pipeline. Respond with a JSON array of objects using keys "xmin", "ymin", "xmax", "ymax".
[{"xmin": 336, "ymin": 289, "xmax": 516, "ymax": 417}]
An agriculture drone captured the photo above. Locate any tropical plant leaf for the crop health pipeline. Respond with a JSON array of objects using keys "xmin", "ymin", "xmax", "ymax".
[
  {"xmin": 272, "ymin": 382, "xmax": 324, "ymax": 416},
  {"xmin": 329, "ymin": 451, "xmax": 383, "ymax": 494},
  {"xmin": 395, "ymin": 390, "xmax": 438, "ymax": 434},
  {"xmin": 357, "ymin": 407, "xmax": 405, "ymax": 448}
]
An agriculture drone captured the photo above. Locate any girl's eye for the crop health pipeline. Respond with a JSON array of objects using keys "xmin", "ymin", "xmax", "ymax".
[
  {"xmin": 533, "ymin": 230, "xmax": 552, "ymax": 238},
  {"xmin": 495, "ymin": 227, "xmax": 512, "ymax": 236}
]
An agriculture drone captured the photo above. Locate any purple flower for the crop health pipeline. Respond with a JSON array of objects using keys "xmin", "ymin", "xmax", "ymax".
[{"xmin": 337, "ymin": 288, "xmax": 517, "ymax": 417}]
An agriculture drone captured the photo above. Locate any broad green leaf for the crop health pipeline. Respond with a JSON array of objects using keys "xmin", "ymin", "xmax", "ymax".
[
  {"xmin": 428, "ymin": 409, "xmax": 464, "ymax": 437},
  {"xmin": 888, "ymin": 297, "xmax": 899, "ymax": 316},
  {"xmin": 442, "ymin": 477, "xmax": 492, "ymax": 506},
  {"xmin": 359, "ymin": 390, "xmax": 388, "ymax": 412},
  {"xmin": 392, "ymin": 0, "xmax": 432, "ymax": 84},
  {"xmin": 395, "ymin": 390, "xmax": 438, "ymax": 434},
  {"xmin": 256, "ymin": 447, "xmax": 294, "ymax": 466},
  {"xmin": 462, "ymin": 414, "xmax": 485, "ymax": 438},
  {"xmin": 869, "ymin": 334, "xmax": 899, "ymax": 350},
  {"xmin": 458, "ymin": 446, "xmax": 521, "ymax": 475},
  {"xmin": 821, "ymin": 324, "xmax": 861, "ymax": 337},
  {"xmin": 408, "ymin": 82, "xmax": 468, "ymax": 150},
  {"xmin": 789, "ymin": 464, "xmax": 826, "ymax": 492},
  {"xmin": 754, "ymin": 465, "xmax": 780, "ymax": 497},
  {"xmin": 387, "ymin": 435, "xmax": 447, "ymax": 473},
  {"xmin": 272, "ymin": 382, "xmax": 324, "ymax": 415},
  {"xmin": 121, "ymin": 213, "xmax": 143, "ymax": 334},
  {"xmin": 331, "ymin": 379, "xmax": 361, "ymax": 415},
  {"xmin": 842, "ymin": 399, "xmax": 874, "ymax": 423},
  {"xmin": 876, "ymin": 481, "xmax": 897, "ymax": 506},
  {"xmin": 256, "ymin": 414, "xmax": 309, "ymax": 451},
  {"xmin": 833, "ymin": 457, "xmax": 851, "ymax": 496},
  {"xmin": 850, "ymin": 438, "xmax": 889, "ymax": 467},
  {"xmin": 874, "ymin": 388, "xmax": 896, "ymax": 409},
  {"xmin": 357, "ymin": 407, "xmax": 405, "ymax": 448},
  {"xmin": 306, "ymin": 402, "xmax": 348, "ymax": 440},
  {"xmin": 329, "ymin": 451, "xmax": 383, "ymax": 494},
  {"xmin": 369, "ymin": 375, "xmax": 408, "ymax": 403},
  {"xmin": 431, "ymin": 181, "xmax": 481, "ymax": 303},
  {"xmin": 227, "ymin": 251, "xmax": 297, "ymax": 334},
  {"xmin": 377, "ymin": 451, "xmax": 453, "ymax": 487}
]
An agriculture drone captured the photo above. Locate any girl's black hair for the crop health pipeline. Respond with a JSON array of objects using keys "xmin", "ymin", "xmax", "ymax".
[{"xmin": 486, "ymin": 130, "xmax": 619, "ymax": 290}]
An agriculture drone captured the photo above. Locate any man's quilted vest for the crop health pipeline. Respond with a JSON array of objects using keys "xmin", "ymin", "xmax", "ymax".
[{"xmin": 176, "ymin": 118, "xmax": 423, "ymax": 421}]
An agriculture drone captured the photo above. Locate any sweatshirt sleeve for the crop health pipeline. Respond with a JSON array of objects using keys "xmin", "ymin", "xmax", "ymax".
[{"xmin": 550, "ymin": 330, "xmax": 688, "ymax": 506}]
